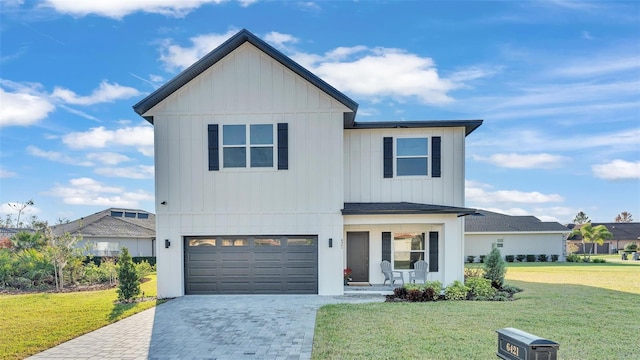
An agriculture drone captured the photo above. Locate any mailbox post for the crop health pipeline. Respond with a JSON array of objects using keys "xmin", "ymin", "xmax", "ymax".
[{"xmin": 497, "ymin": 328, "xmax": 559, "ymax": 360}]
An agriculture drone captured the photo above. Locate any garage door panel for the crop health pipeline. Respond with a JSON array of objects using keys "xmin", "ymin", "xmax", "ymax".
[{"xmin": 185, "ymin": 236, "xmax": 317, "ymax": 294}]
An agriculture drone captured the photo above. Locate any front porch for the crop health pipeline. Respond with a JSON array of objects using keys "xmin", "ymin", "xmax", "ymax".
[{"xmin": 343, "ymin": 283, "xmax": 402, "ymax": 295}]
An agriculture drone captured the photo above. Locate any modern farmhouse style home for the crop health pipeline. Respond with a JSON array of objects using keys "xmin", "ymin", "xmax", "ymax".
[{"xmin": 133, "ymin": 29, "xmax": 482, "ymax": 298}]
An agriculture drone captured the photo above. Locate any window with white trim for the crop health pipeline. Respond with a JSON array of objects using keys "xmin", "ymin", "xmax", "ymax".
[
  {"xmin": 393, "ymin": 232, "xmax": 425, "ymax": 270},
  {"xmin": 396, "ymin": 138, "xmax": 428, "ymax": 176},
  {"xmin": 222, "ymin": 124, "xmax": 274, "ymax": 168}
]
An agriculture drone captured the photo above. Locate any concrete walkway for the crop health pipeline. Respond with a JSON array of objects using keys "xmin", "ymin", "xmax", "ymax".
[{"xmin": 27, "ymin": 295, "xmax": 383, "ymax": 360}]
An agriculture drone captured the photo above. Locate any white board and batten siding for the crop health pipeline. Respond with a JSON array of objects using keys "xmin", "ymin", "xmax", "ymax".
[
  {"xmin": 344, "ymin": 127, "xmax": 466, "ymax": 206},
  {"xmin": 145, "ymin": 43, "xmax": 351, "ymax": 298}
]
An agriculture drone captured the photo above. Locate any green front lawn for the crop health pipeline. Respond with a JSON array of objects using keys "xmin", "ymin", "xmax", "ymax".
[
  {"xmin": 0, "ymin": 275, "xmax": 162, "ymax": 360},
  {"xmin": 313, "ymin": 262, "xmax": 640, "ymax": 360}
]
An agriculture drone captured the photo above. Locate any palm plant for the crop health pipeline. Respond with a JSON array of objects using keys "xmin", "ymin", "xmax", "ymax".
[{"xmin": 571, "ymin": 223, "xmax": 613, "ymax": 261}]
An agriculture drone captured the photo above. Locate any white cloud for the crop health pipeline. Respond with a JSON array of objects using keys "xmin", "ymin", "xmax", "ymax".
[
  {"xmin": 264, "ymin": 31, "xmax": 299, "ymax": 50},
  {"xmin": 26, "ymin": 145, "xmax": 94, "ymax": 166},
  {"xmin": 86, "ymin": 152, "xmax": 132, "ymax": 165},
  {"xmin": 62, "ymin": 124, "xmax": 154, "ymax": 156},
  {"xmin": 51, "ymin": 81, "xmax": 141, "ymax": 106},
  {"xmin": 466, "ymin": 180, "xmax": 564, "ymax": 205},
  {"xmin": 0, "ymin": 168, "xmax": 17, "ymax": 178},
  {"xmin": 473, "ymin": 153, "xmax": 568, "ymax": 169},
  {"xmin": 592, "ymin": 160, "xmax": 640, "ymax": 180},
  {"xmin": 95, "ymin": 165, "xmax": 154, "ymax": 179},
  {"xmin": 159, "ymin": 30, "xmax": 239, "ymax": 71},
  {"xmin": 0, "ymin": 203, "xmax": 41, "ymax": 218},
  {"xmin": 0, "ymin": 86, "xmax": 55, "ymax": 127},
  {"xmin": 46, "ymin": 177, "xmax": 153, "ymax": 207},
  {"xmin": 42, "ymin": 0, "xmax": 227, "ymax": 19}
]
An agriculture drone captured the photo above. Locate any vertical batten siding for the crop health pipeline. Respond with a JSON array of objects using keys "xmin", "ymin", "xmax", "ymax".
[
  {"xmin": 344, "ymin": 127, "xmax": 466, "ymax": 207},
  {"xmin": 146, "ymin": 43, "xmax": 350, "ymax": 297}
]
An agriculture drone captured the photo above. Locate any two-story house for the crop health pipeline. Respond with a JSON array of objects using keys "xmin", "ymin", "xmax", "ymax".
[{"xmin": 133, "ymin": 29, "xmax": 481, "ymax": 298}]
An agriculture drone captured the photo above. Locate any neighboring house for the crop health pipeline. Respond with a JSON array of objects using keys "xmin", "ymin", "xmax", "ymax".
[
  {"xmin": 566, "ymin": 222, "xmax": 640, "ymax": 254},
  {"xmin": 133, "ymin": 29, "xmax": 481, "ymax": 297},
  {"xmin": 51, "ymin": 208, "xmax": 155, "ymax": 257},
  {"xmin": 465, "ymin": 210, "xmax": 570, "ymax": 261}
]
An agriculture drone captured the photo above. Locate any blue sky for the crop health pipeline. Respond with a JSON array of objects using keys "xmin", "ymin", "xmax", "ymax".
[{"xmin": 1, "ymin": 0, "xmax": 639, "ymax": 226}]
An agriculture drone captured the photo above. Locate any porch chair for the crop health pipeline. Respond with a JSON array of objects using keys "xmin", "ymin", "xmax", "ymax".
[
  {"xmin": 380, "ymin": 260, "xmax": 404, "ymax": 286},
  {"xmin": 408, "ymin": 260, "xmax": 428, "ymax": 284}
]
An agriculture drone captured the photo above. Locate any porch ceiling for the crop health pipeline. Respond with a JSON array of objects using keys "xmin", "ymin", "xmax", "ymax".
[{"xmin": 342, "ymin": 202, "xmax": 477, "ymax": 216}]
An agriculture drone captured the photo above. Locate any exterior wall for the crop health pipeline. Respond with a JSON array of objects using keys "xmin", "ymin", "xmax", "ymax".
[
  {"xmin": 344, "ymin": 214, "xmax": 464, "ymax": 286},
  {"xmin": 465, "ymin": 233, "xmax": 565, "ymax": 260},
  {"xmin": 77, "ymin": 237, "xmax": 154, "ymax": 257},
  {"xmin": 147, "ymin": 43, "xmax": 350, "ymax": 298},
  {"xmin": 344, "ymin": 127, "xmax": 466, "ymax": 206}
]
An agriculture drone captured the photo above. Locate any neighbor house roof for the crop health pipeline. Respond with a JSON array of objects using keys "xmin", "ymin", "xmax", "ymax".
[
  {"xmin": 132, "ymin": 28, "xmax": 359, "ymax": 127},
  {"xmin": 349, "ymin": 120, "xmax": 483, "ymax": 136},
  {"xmin": 566, "ymin": 222, "xmax": 640, "ymax": 241},
  {"xmin": 465, "ymin": 210, "xmax": 569, "ymax": 233},
  {"xmin": 342, "ymin": 202, "xmax": 477, "ymax": 216},
  {"xmin": 51, "ymin": 208, "xmax": 155, "ymax": 238}
]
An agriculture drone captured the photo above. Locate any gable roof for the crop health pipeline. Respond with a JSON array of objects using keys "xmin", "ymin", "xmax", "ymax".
[
  {"xmin": 465, "ymin": 210, "xmax": 569, "ymax": 233},
  {"xmin": 566, "ymin": 222, "xmax": 640, "ymax": 241},
  {"xmin": 342, "ymin": 202, "xmax": 477, "ymax": 216},
  {"xmin": 132, "ymin": 29, "xmax": 359, "ymax": 127},
  {"xmin": 349, "ymin": 120, "xmax": 483, "ymax": 136},
  {"xmin": 51, "ymin": 208, "xmax": 155, "ymax": 238}
]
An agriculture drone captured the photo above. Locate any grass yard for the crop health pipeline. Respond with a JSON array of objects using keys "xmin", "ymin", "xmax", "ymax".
[
  {"xmin": 313, "ymin": 262, "xmax": 640, "ymax": 360},
  {"xmin": 0, "ymin": 275, "xmax": 162, "ymax": 360}
]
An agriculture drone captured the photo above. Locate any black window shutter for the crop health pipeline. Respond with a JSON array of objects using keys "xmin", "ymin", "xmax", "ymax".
[
  {"xmin": 429, "ymin": 232, "xmax": 439, "ymax": 272},
  {"xmin": 432, "ymin": 136, "xmax": 441, "ymax": 178},
  {"xmin": 382, "ymin": 232, "xmax": 391, "ymax": 262},
  {"xmin": 278, "ymin": 123, "xmax": 288, "ymax": 170},
  {"xmin": 383, "ymin": 137, "xmax": 393, "ymax": 178},
  {"xmin": 208, "ymin": 124, "xmax": 219, "ymax": 171}
]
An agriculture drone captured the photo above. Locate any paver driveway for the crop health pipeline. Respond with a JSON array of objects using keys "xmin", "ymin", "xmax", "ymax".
[{"xmin": 27, "ymin": 295, "xmax": 383, "ymax": 360}]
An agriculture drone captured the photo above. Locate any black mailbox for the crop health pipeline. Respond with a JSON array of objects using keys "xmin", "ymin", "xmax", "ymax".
[{"xmin": 497, "ymin": 328, "xmax": 559, "ymax": 360}]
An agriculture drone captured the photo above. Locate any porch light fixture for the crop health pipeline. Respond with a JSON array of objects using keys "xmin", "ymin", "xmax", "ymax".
[{"xmin": 165, "ymin": 239, "xmax": 171, "ymax": 248}]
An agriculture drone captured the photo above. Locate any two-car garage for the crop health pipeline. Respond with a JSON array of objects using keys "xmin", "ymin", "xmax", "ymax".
[{"xmin": 184, "ymin": 236, "xmax": 318, "ymax": 294}]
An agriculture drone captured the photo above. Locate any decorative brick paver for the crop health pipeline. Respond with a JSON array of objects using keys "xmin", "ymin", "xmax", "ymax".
[{"xmin": 27, "ymin": 295, "xmax": 383, "ymax": 360}]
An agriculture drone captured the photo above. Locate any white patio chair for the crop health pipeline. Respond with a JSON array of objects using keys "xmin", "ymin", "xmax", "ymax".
[
  {"xmin": 408, "ymin": 260, "xmax": 428, "ymax": 284},
  {"xmin": 380, "ymin": 260, "xmax": 404, "ymax": 286}
]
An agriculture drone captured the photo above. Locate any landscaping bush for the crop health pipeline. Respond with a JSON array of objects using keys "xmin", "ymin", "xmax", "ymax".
[
  {"xmin": 551, "ymin": 254, "xmax": 559, "ymax": 262},
  {"xmin": 393, "ymin": 286, "xmax": 407, "ymax": 299},
  {"xmin": 566, "ymin": 253, "xmax": 580, "ymax": 262},
  {"xmin": 593, "ymin": 258, "xmax": 606, "ymax": 263},
  {"xmin": 624, "ymin": 242, "xmax": 638, "ymax": 252},
  {"xmin": 464, "ymin": 267, "xmax": 484, "ymax": 280},
  {"xmin": 484, "ymin": 247, "xmax": 506, "ymax": 289},
  {"xmin": 465, "ymin": 277, "xmax": 495, "ymax": 299},
  {"xmin": 423, "ymin": 281, "xmax": 442, "ymax": 295},
  {"xmin": 516, "ymin": 254, "xmax": 526, "ymax": 262},
  {"xmin": 505, "ymin": 255, "xmax": 515, "ymax": 262},
  {"xmin": 537, "ymin": 254, "xmax": 548, "ymax": 262},
  {"xmin": 500, "ymin": 284, "xmax": 523, "ymax": 296},
  {"xmin": 526, "ymin": 254, "xmax": 536, "ymax": 262},
  {"xmin": 479, "ymin": 255, "xmax": 486, "ymax": 263},
  {"xmin": 135, "ymin": 260, "xmax": 155, "ymax": 280},
  {"xmin": 466, "ymin": 255, "xmax": 475, "ymax": 263},
  {"xmin": 445, "ymin": 280, "xmax": 469, "ymax": 300}
]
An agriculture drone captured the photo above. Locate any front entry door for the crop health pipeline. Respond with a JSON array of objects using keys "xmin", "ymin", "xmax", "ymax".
[{"xmin": 347, "ymin": 232, "xmax": 369, "ymax": 282}]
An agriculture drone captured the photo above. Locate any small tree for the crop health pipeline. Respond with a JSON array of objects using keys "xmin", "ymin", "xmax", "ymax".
[
  {"xmin": 571, "ymin": 223, "xmax": 613, "ymax": 260},
  {"xmin": 483, "ymin": 247, "xmax": 506, "ymax": 289},
  {"xmin": 573, "ymin": 211, "xmax": 590, "ymax": 225},
  {"xmin": 117, "ymin": 247, "xmax": 140, "ymax": 302},
  {"xmin": 44, "ymin": 227, "xmax": 84, "ymax": 291},
  {"xmin": 614, "ymin": 211, "xmax": 633, "ymax": 223}
]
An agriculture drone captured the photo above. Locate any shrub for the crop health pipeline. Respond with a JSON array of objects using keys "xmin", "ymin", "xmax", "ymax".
[
  {"xmin": 135, "ymin": 260, "xmax": 155, "ymax": 280},
  {"xmin": 566, "ymin": 253, "xmax": 580, "ymax": 262},
  {"xmin": 445, "ymin": 280, "xmax": 469, "ymax": 300},
  {"xmin": 466, "ymin": 255, "xmax": 475, "ymax": 263},
  {"xmin": 406, "ymin": 289, "xmax": 423, "ymax": 302},
  {"xmin": 393, "ymin": 286, "xmax": 407, "ymax": 299},
  {"xmin": 484, "ymin": 247, "xmax": 506, "ymax": 289},
  {"xmin": 537, "ymin": 254, "xmax": 548, "ymax": 262},
  {"xmin": 501, "ymin": 284, "xmax": 523, "ymax": 295},
  {"xmin": 516, "ymin": 254, "xmax": 526, "ymax": 262},
  {"xmin": 117, "ymin": 247, "xmax": 140, "ymax": 303},
  {"xmin": 424, "ymin": 281, "xmax": 442, "ymax": 295},
  {"xmin": 624, "ymin": 242, "xmax": 638, "ymax": 251},
  {"xmin": 479, "ymin": 255, "xmax": 486, "ymax": 263},
  {"xmin": 505, "ymin": 255, "xmax": 515, "ymax": 262},
  {"xmin": 526, "ymin": 254, "xmax": 536, "ymax": 262},
  {"xmin": 593, "ymin": 258, "xmax": 606, "ymax": 263},
  {"xmin": 551, "ymin": 254, "xmax": 559, "ymax": 262},
  {"xmin": 465, "ymin": 277, "xmax": 495, "ymax": 298},
  {"xmin": 464, "ymin": 267, "xmax": 484, "ymax": 280}
]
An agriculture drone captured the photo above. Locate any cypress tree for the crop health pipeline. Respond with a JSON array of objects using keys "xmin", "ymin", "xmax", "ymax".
[
  {"xmin": 483, "ymin": 247, "xmax": 506, "ymax": 289},
  {"xmin": 117, "ymin": 247, "xmax": 140, "ymax": 302}
]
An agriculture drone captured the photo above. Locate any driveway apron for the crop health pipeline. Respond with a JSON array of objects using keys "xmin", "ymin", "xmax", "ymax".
[{"xmin": 27, "ymin": 295, "xmax": 383, "ymax": 360}]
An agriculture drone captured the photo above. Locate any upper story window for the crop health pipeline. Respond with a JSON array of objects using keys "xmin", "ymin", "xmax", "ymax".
[
  {"xmin": 222, "ymin": 124, "xmax": 274, "ymax": 168},
  {"xmin": 397, "ymin": 138, "xmax": 428, "ymax": 176}
]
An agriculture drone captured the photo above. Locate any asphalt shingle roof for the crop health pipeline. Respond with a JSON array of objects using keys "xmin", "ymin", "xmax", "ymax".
[
  {"xmin": 51, "ymin": 208, "xmax": 155, "ymax": 238},
  {"xmin": 465, "ymin": 210, "xmax": 569, "ymax": 233},
  {"xmin": 566, "ymin": 222, "xmax": 640, "ymax": 241}
]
